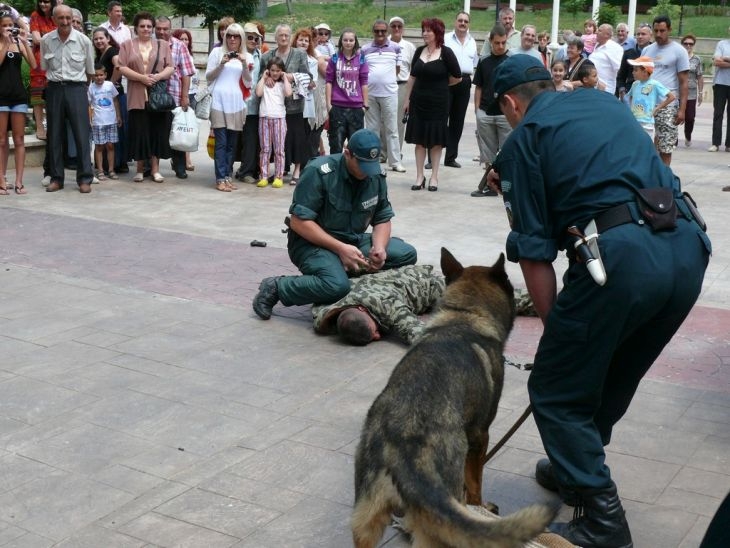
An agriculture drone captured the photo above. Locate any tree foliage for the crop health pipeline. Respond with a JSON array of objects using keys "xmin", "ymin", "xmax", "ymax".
[
  {"xmin": 169, "ymin": 0, "xmax": 259, "ymax": 49},
  {"xmin": 594, "ymin": 3, "xmax": 621, "ymax": 27}
]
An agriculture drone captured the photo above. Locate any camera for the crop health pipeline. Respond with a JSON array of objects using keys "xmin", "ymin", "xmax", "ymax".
[
  {"xmin": 227, "ymin": 51, "xmax": 238, "ymax": 59},
  {"xmin": 10, "ymin": 28, "xmax": 19, "ymax": 37},
  {"xmin": 401, "ymin": 112, "xmax": 409, "ymax": 125}
]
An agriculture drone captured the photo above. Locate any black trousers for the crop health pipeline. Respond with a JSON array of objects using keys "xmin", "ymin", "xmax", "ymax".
[
  {"xmin": 711, "ymin": 84, "xmax": 730, "ymax": 147},
  {"xmin": 46, "ymin": 81, "xmax": 93, "ymax": 186},
  {"xmin": 237, "ymin": 113, "xmax": 260, "ymax": 179},
  {"xmin": 445, "ymin": 75, "xmax": 471, "ymax": 163}
]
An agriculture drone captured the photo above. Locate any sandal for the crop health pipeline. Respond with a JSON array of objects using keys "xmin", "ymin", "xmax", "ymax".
[
  {"xmin": 0, "ymin": 183, "xmax": 7, "ymax": 195},
  {"xmin": 215, "ymin": 181, "xmax": 231, "ymax": 192},
  {"xmin": 152, "ymin": 172, "xmax": 164, "ymax": 183},
  {"xmin": 95, "ymin": 170, "xmax": 107, "ymax": 181},
  {"xmin": 133, "ymin": 172, "xmax": 144, "ymax": 182},
  {"xmin": 186, "ymin": 164, "xmax": 195, "ymax": 171},
  {"xmin": 290, "ymin": 177, "xmax": 299, "ymax": 186},
  {"xmin": 14, "ymin": 182, "xmax": 26, "ymax": 195},
  {"xmin": 108, "ymin": 171, "xmax": 119, "ymax": 180}
]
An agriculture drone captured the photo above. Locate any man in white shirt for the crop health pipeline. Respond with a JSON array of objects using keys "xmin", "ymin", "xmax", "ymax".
[
  {"xmin": 589, "ymin": 24, "xmax": 624, "ymax": 94},
  {"xmin": 388, "ymin": 16, "xmax": 414, "ymax": 154},
  {"xmin": 443, "ymin": 11, "xmax": 477, "ymax": 168},
  {"xmin": 643, "ymin": 15, "xmax": 689, "ymax": 166},
  {"xmin": 362, "ymin": 19, "xmax": 404, "ymax": 172},
  {"xmin": 99, "ymin": 1, "xmax": 131, "ymax": 45}
]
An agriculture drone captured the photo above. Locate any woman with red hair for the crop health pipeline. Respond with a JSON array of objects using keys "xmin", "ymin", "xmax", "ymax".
[{"xmin": 403, "ymin": 18, "xmax": 461, "ymax": 192}]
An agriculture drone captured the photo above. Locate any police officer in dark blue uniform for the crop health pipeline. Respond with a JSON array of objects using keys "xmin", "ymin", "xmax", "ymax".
[
  {"xmin": 253, "ymin": 129, "xmax": 417, "ymax": 320},
  {"xmin": 488, "ymin": 55, "xmax": 711, "ymax": 548}
]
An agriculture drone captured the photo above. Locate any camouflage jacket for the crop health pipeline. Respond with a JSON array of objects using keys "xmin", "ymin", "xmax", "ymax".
[{"xmin": 312, "ymin": 265, "xmax": 445, "ymax": 345}]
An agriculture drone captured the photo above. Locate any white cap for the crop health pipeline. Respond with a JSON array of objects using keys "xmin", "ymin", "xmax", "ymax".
[
  {"xmin": 314, "ymin": 23, "xmax": 331, "ymax": 32},
  {"xmin": 389, "ymin": 16, "xmax": 404, "ymax": 26}
]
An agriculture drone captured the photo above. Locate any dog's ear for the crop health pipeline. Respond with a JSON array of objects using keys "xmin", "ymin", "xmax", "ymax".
[
  {"xmin": 441, "ymin": 247, "xmax": 464, "ymax": 285},
  {"xmin": 492, "ymin": 253, "xmax": 507, "ymax": 273}
]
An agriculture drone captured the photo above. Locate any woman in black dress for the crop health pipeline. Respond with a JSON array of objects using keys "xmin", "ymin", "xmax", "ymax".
[{"xmin": 403, "ymin": 18, "xmax": 461, "ymax": 191}]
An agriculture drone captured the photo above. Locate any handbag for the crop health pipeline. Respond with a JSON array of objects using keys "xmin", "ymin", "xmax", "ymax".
[
  {"xmin": 169, "ymin": 107, "xmax": 200, "ymax": 152},
  {"xmin": 194, "ymin": 87, "xmax": 213, "ymax": 120},
  {"xmin": 146, "ymin": 42, "xmax": 175, "ymax": 112}
]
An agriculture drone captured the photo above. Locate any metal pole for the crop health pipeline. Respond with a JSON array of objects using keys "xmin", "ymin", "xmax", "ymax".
[{"xmin": 384, "ymin": 0, "xmax": 387, "ymax": 21}]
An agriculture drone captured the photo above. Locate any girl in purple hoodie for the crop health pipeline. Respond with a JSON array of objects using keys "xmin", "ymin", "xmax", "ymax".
[{"xmin": 325, "ymin": 28, "xmax": 369, "ymax": 153}]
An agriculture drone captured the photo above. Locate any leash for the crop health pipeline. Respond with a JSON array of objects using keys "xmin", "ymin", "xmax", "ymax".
[{"xmin": 484, "ymin": 404, "xmax": 533, "ymax": 463}]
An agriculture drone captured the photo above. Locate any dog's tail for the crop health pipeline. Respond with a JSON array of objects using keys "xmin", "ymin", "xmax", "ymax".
[{"xmin": 396, "ymin": 463, "xmax": 556, "ymax": 547}]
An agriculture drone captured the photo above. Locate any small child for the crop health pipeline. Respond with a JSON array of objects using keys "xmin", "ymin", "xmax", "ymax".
[
  {"xmin": 551, "ymin": 60, "xmax": 573, "ymax": 92},
  {"xmin": 581, "ymin": 19, "xmax": 597, "ymax": 54},
  {"xmin": 88, "ymin": 62, "xmax": 121, "ymax": 180},
  {"xmin": 627, "ymin": 56, "xmax": 676, "ymax": 139},
  {"xmin": 575, "ymin": 60, "xmax": 600, "ymax": 90},
  {"xmin": 256, "ymin": 56, "xmax": 292, "ymax": 189}
]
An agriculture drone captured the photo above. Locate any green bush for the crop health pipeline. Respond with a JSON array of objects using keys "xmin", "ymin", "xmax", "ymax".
[
  {"xmin": 648, "ymin": 0, "xmax": 681, "ymax": 22},
  {"xmin": 595, "ymin": 3, "xmax": 621, "ymax": 27}
]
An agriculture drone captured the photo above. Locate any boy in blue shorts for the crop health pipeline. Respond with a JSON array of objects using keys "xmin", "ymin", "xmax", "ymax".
[
  {"xmin": 627, "ymin": 56, "xmax": 676, "ymax": 139},
  {"xmin": 88, "ymin": 62, "xmax": 122, "ymax": 180}
]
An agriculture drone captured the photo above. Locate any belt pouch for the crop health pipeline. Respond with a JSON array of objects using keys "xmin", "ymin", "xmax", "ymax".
[{"xmin": 636, "ymin": 188, "xmax": 677, "ymax": 231}]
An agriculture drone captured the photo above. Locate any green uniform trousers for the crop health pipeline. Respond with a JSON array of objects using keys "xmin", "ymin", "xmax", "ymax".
[{"xmin": 278, "ymin": 235, "xmax": 417, "ymax": 306}]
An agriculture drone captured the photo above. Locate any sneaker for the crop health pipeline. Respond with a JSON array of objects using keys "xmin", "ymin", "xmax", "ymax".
[
  {"xmin": 708, "ymin": 145, "xmax": 719, "ymax": 152},
  {"xmin": 41, "ymin": 175, "xmax": 51, "ymax": 187},
  {"xmin": 685, "ymin": 139, "xmax": 691, "ymax": 148},
  {"xmin": 471, "ymin": 189, "xmax": 498, "ymax": 197},
  {"xmin": 92, "ymin": 176, "xmax": 100, "ymax": 184},
  {"xmin": 272, "ymin": 178, "xmax": 284, "ymax": 188},
  {"xmin": 256, "ymin": 178, "xmax": 269, "ymax": 188},
  {"xmin": 391, "ymin": 163, "xmax": 406, "ymax": 173},
  {"xmin": 243, "ymin": 175, "xmax": 257, "ymax": 184}
]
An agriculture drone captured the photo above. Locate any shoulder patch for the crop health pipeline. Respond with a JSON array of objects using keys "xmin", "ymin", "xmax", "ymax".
[{"xmin": 320, "ymin": 163, "xmax": 333, "ymax": 174}]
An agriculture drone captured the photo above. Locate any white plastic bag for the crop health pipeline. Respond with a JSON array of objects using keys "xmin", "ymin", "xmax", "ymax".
[{"xmin": 169, "ymin": 107, "xmax": 199, "ymax": 152}]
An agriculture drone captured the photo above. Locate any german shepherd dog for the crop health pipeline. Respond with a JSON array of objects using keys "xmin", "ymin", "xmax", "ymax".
[{"xmin": 352, "ymin": 249, "xmax": 555, "ymax": 547}]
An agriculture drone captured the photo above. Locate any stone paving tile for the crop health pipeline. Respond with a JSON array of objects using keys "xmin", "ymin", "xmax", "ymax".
[
  {"xmin": 688, "ymin": 435, "xmax": 730, "ymax": 474},
  {"xmin": 117, "ymin": 512, "xmax": 240, "ymax": 547},
  {"xmin": 0, "ymin": 377, "xmax": 98, "ymax": 425},
  {"xmin": 0, "ymin": 523, "xmax": 35, "ymax": 546},
  {"xmin": 669, "ymin": 467, "xmax": 730, "ymax": 500},
  {"xmin": 623, "ymin": 500, "xmax": 700, "ymax": 548},
  {"xmin": 1, "ymin": 531, "xmax": 55, "ymax": 547},
  {"xmin": 153, "ymin": 488, "xmax": 280, "ymax": 539},
  {"xmin": 171, "ymin": 446, "xmax": 256, "ymax": 488},
  {"xmin": 198, "ymin": 471, "xmax": 308, "ymax": 513},
  {"xmin": 231, "ymin": 497, "xmax": 353, "ymax": 548},
  {"xmin": 98, "ymin": 480, "xmax": 191, "ymax": 531},
  {"xmin": 92, "ymin": 464, "xmax": 168, "ymax": 497},
  {"xmin": 0, "ymin": 453, "xmax": 62, "ymax": 494},
  {"xmin": 53, "ymin": 525, "xmax": 147, "ymax": 548},
  {"xmin": 0, "ymin": 471, "xmax": 133, "ymax": 541}
]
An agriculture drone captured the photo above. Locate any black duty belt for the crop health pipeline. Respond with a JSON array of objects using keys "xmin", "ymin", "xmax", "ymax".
[{"xmin": 594, "ymin": 203, "xmax": 635, "ymax": 233}]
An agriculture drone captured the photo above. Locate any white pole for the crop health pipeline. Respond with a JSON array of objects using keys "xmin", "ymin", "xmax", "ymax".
[
  {"xmin": 550, "ymin": 0, "xmax": 561, "ymax": 51},
  {"xmin": 628, "ymin": 0, "xmax": 638, "ymax": 35},
  {"xmin": 464, "ymin": 0, "xmax": 470, "ymax": 14},
  {"xmin": 592, "ymin": 0, "xmax": 600, "ymax": 20},
  {"xmin": 510, "ymin": 0, "xmax": 517, "ymax": 14}
]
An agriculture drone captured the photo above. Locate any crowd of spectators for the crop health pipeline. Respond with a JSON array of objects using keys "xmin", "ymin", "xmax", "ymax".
[{"xmin": 0, "ymin": 2, "xmax": 726, "ymax": 195}]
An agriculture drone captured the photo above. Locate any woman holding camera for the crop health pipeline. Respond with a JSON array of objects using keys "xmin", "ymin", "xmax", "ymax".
[
  {"xmin": 206, "ymin": 23, "xmax": 253, "ymax": 192},
  {"xmin": 0, "ymin": 12, "xmax": 35, "ymax": 194}
]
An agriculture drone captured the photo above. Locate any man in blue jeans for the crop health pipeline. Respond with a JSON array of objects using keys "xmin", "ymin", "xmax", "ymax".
[{"xmin": 253, "ymin": 129, "xmax": 417, "ymax": 320}]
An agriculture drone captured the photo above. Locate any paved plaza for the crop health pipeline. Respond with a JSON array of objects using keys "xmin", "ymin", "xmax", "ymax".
[{"xmin": 0, "ymin": 101, "xmax": 728, "ymax": 547}]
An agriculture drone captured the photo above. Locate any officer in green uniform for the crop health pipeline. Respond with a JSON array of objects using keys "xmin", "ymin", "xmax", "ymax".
[
  {"xmin": 253, "ymin": 129, "xmax": 417, "ymax": 320},
  {"xmin": 489, "ymin": 55, "xmax": 711, "ymax": 548}
]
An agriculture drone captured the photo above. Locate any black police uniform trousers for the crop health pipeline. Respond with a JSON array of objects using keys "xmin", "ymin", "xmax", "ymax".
[
  {"xmin": 46, "ymin": 81, "xmax": 93, "ymax": 186},
  {"xmin": 528, "ymin": 217, "xmax": 710, "ymax": 491}
]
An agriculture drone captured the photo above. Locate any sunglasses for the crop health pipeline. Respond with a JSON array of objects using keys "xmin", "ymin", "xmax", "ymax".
[
  {"xmin": 373, "ymin": 29, "xmax": 387, "ymax": 34},
  {"xmin": 318, "ymin": 31, "xmax": 330, "ymax": 36},
  {"xmin": 246, "ymin": 34, "xmax": 259, "ymax": 41},
  {"xmin": 682, "ymin": 42, "xmax": 694, "ymax": 46},
  {"xmin": 227, "ymin": 34, "xmax": 241, "ymax": 38}
]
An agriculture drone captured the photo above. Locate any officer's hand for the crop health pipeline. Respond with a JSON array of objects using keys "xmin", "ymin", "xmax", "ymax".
[
  {"xmin": 339, "ymin": 245, "xmax": 370, "ymax": 273},
  {"xmin": 368, "ymin": 246, "xmax": 387, "ymax": 271},
  {"xmin": 487, "ymin": 168, "xmax": 502, "ymax": 195}
]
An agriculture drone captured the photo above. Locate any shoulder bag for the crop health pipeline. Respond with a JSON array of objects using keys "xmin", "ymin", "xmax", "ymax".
[{"xmin": 146, "ymin": 41, "xmax": 175, "ymax": 112}]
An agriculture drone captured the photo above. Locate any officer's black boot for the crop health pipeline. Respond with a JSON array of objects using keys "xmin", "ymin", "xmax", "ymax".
[
  {"xmin": 252, "ymin": 277, "xmax": 281, "ymax": 320},
  {"xmin": 549, "ymin": 481, "xmax": 633, "ymax": 548}
]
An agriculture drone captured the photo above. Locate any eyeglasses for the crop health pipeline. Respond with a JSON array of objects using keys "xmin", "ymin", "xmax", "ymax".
[
  {"xmin": 457, "ymin": 19, "xmax": 470, "ymax": 24},
  {"xmin": 318, "ymin": 31, "xmax": 330, "ymax": 36},
  {"xmin": 246, "ymin": 35, "xmax": 259, "ymax": 41},
  {"xmin": 373, "ymin": 29, "xmax": 387, "ymax": 34},
  {"xmin": 682, "ymin": 42, "xmax": 694, "ymax": 46}
]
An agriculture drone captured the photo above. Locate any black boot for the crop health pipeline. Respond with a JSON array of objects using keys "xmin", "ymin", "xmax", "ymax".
[
  {"xmin": 549, "ymin": 482, "xmax": 633, "ymax": 548},
  {"xmin": 252, "ymin": 277, "xmax": 281, "ymax": 320},
  {"xmin": 535, "ymin": 459, "xmax": 578, "ymax": 506}
]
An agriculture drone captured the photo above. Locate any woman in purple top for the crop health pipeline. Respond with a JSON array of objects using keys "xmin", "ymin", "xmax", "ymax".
[{"xmin": 325, "ymin": 28, "xmax": 369, "ymax": 153}]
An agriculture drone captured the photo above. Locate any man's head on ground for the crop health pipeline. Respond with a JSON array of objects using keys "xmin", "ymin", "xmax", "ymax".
[
  {"xmin": 494, "ymin": 54, "xmax": 553, "ymax": 127},
  {"xmin": 628, "ymin": 56, "xmax": 654, "ymax": 81},
  {"xmin": 520, "ymin": 24, "xmax": 536, "ymax": 49},
  {"xmin": 344, "ymin": 129, "xmax": 382, "ymax": 179},
  {"xmin": 652, "ymin": 15, "xmax": 672, "ymax": 46},
  {"xmin": 337, "ymin": 307, "xmax": 381, "ymax": 345},
  {"xmin": 489, "ymin": 23, "xmax": 507, "ymax": 56}
]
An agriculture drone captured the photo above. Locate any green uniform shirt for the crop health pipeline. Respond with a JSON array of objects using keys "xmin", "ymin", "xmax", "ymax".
[{"xmin": 289, "ymin": 154, "xmax": 394, "ymax": 255}]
